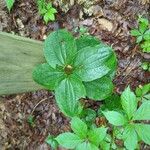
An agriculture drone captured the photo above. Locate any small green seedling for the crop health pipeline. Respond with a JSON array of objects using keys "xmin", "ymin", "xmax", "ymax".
[
  {"xmin": 135, "ymin": 83, "xmax": 150, "ymax": 102},
  {"xmin": 5, "ymin": 0, "xmax": 15, "ymax": 11},
  {"xmin": 74, "ymin": 26, "xmax": 89, "ymax": 36},
  {"xmin": 103, "ymin": 86, "xmax": 150, "ymax": 150},
  {"xmin": 46, "ymin": 135, "xmax": 58, "ymax": 150},
  {"xmin": 27, "ymin": 115, "xmax": 35, "ymax": 127},
  {"xmin": 37, "ymin": 0, "xmax": 57, "ymax": 24},
  {"xmin": 33, "ymin": 29, "xmax": 117, "ymax": 117},
  {"xmin": 131, "ymin": 16, "xmax": 150, "ymax": 53},
  {"xmin": 53, "ymin": 117, "xmax": 107, "ymax": 150},
  {"xmin": 141, "ymin": 62, "xmax": 150, "ymax": 71}
]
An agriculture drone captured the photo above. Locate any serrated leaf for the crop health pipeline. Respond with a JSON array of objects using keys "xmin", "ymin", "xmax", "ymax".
[
  {"xmin": 44, "ymin": 30, "xmax": 77, "ymax": 68},
  {"xmin": 123, "ymin": 125, "xmax": 138, "ymax": 150},
  {"xmin": 71, "ymin": 117, "xmax": 87, "ymax": 139},
  {"xmin": 75, "ymin": 35, "xmax": 100, "ymax": 51},
  {"xmin": 133, "ymin": 101, "xmax": 150, "ymax": 120},
  {"xmin": 103, "ymin": 111, "xmax": 126, "ymax": 126},
  {"xmin": 32, "ymin": 63, "xmax": 64, "ymax": 90},
  {"xmin": 88, "ymin": 127, "xmax": 107, "ymax": 146},
  {"xmin": 75, "ymin": 142, "xmax": 99, "ymax": 150},
  {"xmin": 130, "ymin": 29, "xmax": 141, "ymax": 36},
  {"xmin": 55, "ymin": 132, "xmax": 83, "ymax": 149},
  {"xmin": 74, "ymin": 44, "xmax": 116, "ymax": 82},
  {"xmin": 135, "ymin": 124, "xmax": 150, "ymax": 145},
  {"xmin": 55, "ymin": 75, "xmax": 86, "ymax": 117},
  {"xmin": 84, "ymin": 76, "xmax": 114, "ymax": 100},
  {"xmin": 5, "ymin": 0, "xmax": 15, "ymax": 11},
  {"xmin": 121, "ymin": 86, "xmax": 137, "ymax": 119}
]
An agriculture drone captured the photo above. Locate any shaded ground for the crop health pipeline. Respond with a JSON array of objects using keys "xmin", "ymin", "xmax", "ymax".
[{"xmin": 0, "ymin": 0, "xmax": 150, "ymax": 149}]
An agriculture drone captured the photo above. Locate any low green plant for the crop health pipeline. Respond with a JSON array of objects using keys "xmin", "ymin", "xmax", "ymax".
[
  {"xmin": 141, "ymin": 62, "xmax": 150, "ymax": 71},
  {"xmin": 47, "ymin": 117, "xmax": 107, "ymax": 150},
  {"xmin": 5, "ymin": 0, "xmax": 15, "ymax": 11},
  {"xmin": 33, "ymin": 29, "xmax": 117, "ymax": 117},
  {"xmin": 37, "ymin": 0, "xmax": 57, "ymax": 23},
  {"xmin": 135, "ymin": 83, "xmax": 150, "ymax": 102},
  {"xmin": 103, "ymin": 86, "xmax": 150, "ymax": 150},
  {"xmin": 131, "ymin": 16, "xmax": 150, "ymax": 53},
  {"xmin": 27, "ymin": 115, "xmax": 35, "ymax": 127},
  {"xmin": 74, "ymin": 26, "xmax": 89, "ymax": 36}
]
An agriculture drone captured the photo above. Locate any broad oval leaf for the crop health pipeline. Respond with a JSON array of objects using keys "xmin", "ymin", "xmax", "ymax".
[
  {"xmin": 74, "ymin": 44, "xmax": 116, "ymax": 82},
  {"xmin": 88, "ymin": 127, "xmax": 107, "ymax": 146},
  {"xmin": 103, "ymin": 111, "xmax": 126, "ymax": 126},
  {"xmin": 32, "ymin": 63, "xmax": 65, "ymax": 90},
  {"xmin": 135, "ymin": 124, "xmax": 150, "ymax": 145},
  {"xmin": 123, "ymin": 125, "xmax": 138, "ymax": 150},
  {"xmin": 55, "ymin": 132, "xmax": 83, "ymax": 149},
  {"xmin": 121, "ymin": 86, "xmax": 137, "ymax": 120},
  {"xmin": 76, "ymin": 142, "xmax": 99, "ymax": 150},
  {"xmin": 71, "ymin": 117, "xmax": 88, "ymax": 139},
  {"xmin": 133, "ymin": 101, "xmax": 150, "ymax": 120},
  {"xmin": 75, "ymin": 35, "xmax": 100, "ymax": 51},
  {"xmin": 84, "ymin": 76, "xmax": 114, "ymax": 100},
  {"xmin": 55, "ymin": 75, "xmax": 86, "ymax": 117},
  {"xmin": 44, "ymin": 29, "xmax": 77, "ymax": 68}
]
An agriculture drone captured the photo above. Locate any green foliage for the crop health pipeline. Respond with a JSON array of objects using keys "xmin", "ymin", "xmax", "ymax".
[
  {"xmin": 5, "ymin": 0, "xmax": 15, "ymax": 11},
  {"xmin": 103, "ymin": 86, "xmax": 150, "ymax": 150},
  {"xmin": 135, "ymin": 83, "xmax": 150, "ymax": 102},
  {"xmin": 46, "ymin": 135, "xmax": 58, "ymax": 150},
  {"xmin": 27, "ymin": 115, "xmax": 35, "ymax": 127},
  {"xmin": 33, "ymin": 29, "xmax": 117, "ymax": 117},
  {"xmin": 141, "ymin": 62, "xmax": 150, "ymax": 71},
  {"xmin": 37, "ymin": 0, "xmax": 57, "ymax": 24},
  {"xmin": 131, "ymin": 17, "xmax": 150, "ymax": 53},
  {"xmin": 54, "ymin": 117, "xmax": 107, "ymax": 150},
  {"xmin": 74, "ymin": 26, "xmax": 89, "ymax": 36}
]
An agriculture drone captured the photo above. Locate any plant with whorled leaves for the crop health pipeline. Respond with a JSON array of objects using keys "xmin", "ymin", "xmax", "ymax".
[
  {"xmin": 102, "ymin": 86, "xmax": 150, "ymax": 150},
  {"xmin": 32, "ymin": 29, "xmax": 117, "ymax": 117}
]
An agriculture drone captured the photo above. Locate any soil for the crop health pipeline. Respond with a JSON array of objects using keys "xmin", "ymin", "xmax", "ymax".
[{"xmin": 0, "ymin": 0, "xmax": 150, "ymax": 149}]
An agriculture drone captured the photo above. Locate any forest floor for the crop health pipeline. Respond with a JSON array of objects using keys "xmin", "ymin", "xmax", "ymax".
[{"xmin": 0, "ymin": 0, "xmax": 150, "ymax": 149}]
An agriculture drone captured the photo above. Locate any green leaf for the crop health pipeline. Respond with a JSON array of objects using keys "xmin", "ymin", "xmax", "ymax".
[
  {"xmin": 5, "ymin": 0, "xmax": 15, "ymax": 11},
  {"xmin": 44, "ymin": 30, "xmax": 77, "ymax": 68},
  {"xmin": 75, "ymin": 35, "xmax": 100, "ymax": 51},
  {"xmin": 76, "ymin": 142, "xmax": 99, "ymax": 150},
  {"xmin": 84, "ymin": 76, "xmax": 114, "ymax": 100},
  {"xmin": 103, "ymin": 111, "xmax": 126, "ymax": 126},
  {"xmin": 135, "ymin": 124, "xmax": 150, "ymax": 145},
  {"xmin": 123, "ymin": 125, "xmax": 138, "ymax": 150},
  {"xmin": 130, "ymin": 29, "xmax": 141, "ymax": 36},
  {"xmin": 55, "ymin": 75, "xmax": 86, "ymax": 117},
  {"xmin": 74, "ymin": 44, "xmax": 116, "ymax": 82},
  {"xmin": 138, "ymin": 17, "xmax": 149, "ymax": 34},
  {"xmin": 88, "ymin": 127, "xmax": 107, "ymax": 146},
  {"xmin": 103, "ymin": 94, "xmax": 122, "ymax": 111},
  {"xmin": 32, "ymin": 63, "xmax": 64, "ymax": 90},
  {"xmin": 141, "ymin": 40, "xmax": 150, "ymax": 53},
  {"xmin": 55, "ymin": 132, "xmax": 83, "ymax": 149},
  {"xmin": 143, "ymin": 29, "xmax": 150, "ymax": 40},
  {"xmin": 136, "ymin": 35, "xmax": 143, "ymax": 43},
  {"xmin": 71, "ymin": 117, "xmax": 88, "ymax": 139},
  {"xmin": 100, "ymin": 141, "xmax": 110, "ymax": 150},
  {"xmin": 46, "ymin": 135, "xmax": 58, "ymax": 149},
  {"xmin": 133, "ymin": 101, "xmax": 150, "ymax": 120},
  {"xmin": 121, "ymin": 86, "xmax": 137, "ymax": 119}
]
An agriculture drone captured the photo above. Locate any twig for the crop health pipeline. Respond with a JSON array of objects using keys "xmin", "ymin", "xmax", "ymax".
[{"xmin": 31, "ymin": 97, "xmax": 50, "ymax": 115}]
